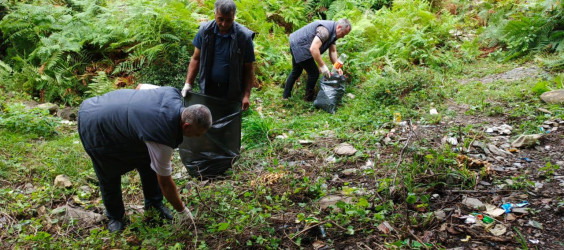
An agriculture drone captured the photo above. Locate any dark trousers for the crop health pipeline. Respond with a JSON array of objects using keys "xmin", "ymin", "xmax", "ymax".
[
  {"xmin": 283, "ymin": 54, "xmax": 319, "ymax": 100},
  {"xmin": 86, "ymin": 149, "xmax": 163, "ymax": 221}
]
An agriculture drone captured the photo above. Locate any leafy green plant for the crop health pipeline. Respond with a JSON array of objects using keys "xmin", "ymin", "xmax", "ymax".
[
  {"xmin": 85, "ymin": 71, "xmax": 116, "ymax": 97},
  {"xmin": 242, "ymin": 111, "xmax": 273, "ymax": 150},
  {"xmin": 0, "ymin": 103, "xmax": 59, "ymax": 137}
]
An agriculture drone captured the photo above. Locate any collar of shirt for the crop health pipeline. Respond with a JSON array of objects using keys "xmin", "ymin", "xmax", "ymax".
[{"xmin": 214, "ymin": 25, "xmax": 233, "ymax": 38}]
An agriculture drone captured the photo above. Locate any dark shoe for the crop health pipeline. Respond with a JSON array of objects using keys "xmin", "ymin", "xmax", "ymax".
[
  {"xmin": 304, "ymin": 91, "xmax": 315, "ymax": 102},
  {"xmin": 147, "ymin": 203, "xmax": 173, "ymax": 221},
  {"xmin": 108, "ymin": 218, "xmax": 126, "ymax": 233}
]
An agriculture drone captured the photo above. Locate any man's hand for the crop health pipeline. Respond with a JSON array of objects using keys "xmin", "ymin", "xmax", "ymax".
[
  {"xmin": 181, "ymin": 83, "xmax": 192, "ymax": 97},
  {"xmin": 242, "ymin": 96, "xmax": 250, "ymax": 111},
  {"xmin": 337, "ymin": 68, "xmax": 344, "ymax": 76},
  {"xmin": 320, "ymin": 65, "xmax": 330, "ymax": 78},
  {"xmin": 174, "ymin": 206, "xmax": 195, "ymax": 225}
]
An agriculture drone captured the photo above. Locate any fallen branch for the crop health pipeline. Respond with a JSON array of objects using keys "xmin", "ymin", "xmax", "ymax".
[{"xmin": 291, "ymin": 221, "xmax": 326, "ymax": 240}]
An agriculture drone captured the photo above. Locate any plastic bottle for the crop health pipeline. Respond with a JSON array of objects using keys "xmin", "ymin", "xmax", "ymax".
[{"xmin": 331, "ymin": 53, "xmax": 348, "ymax": 75}]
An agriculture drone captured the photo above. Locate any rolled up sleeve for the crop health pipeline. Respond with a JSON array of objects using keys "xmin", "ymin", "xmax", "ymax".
[{"xmin": 145, "ymin": 141, "xmax": 174, "ymax": 176}]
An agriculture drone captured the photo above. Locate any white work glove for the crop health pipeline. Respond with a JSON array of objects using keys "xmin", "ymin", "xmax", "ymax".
[
  {"xmin": 320, "ymin": 65, "xmax": 330, "ymax": 78},
  {"xmin": 174, "ymin": 206, "xmax": 195, "ymax": 225},
  {"xmin": 181, "ymin": 83, "xmax": 192, "ymax": 97}
]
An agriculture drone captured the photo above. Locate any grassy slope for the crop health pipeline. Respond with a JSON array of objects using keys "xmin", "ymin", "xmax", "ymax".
[{"xmin": 1, "ymin": 56, "xmax": 563, "ymax": 248}]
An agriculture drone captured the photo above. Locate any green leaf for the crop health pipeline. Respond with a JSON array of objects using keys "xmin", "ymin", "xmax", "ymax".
[{"xmin": 216, "ymin": 222, "xmax": 230, "ymax": 231}]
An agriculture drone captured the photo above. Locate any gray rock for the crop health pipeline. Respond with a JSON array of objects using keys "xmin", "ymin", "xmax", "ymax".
[
  {"xmin": 334, "ymin": 143, "xmax": 357, "ymax": 156},
  {"xmin": 511, "ymin": 134, "xmax": 543, "ymax": 148},
  {"xmin": 513, "ymin": 162, "xmax": 522, "ymax": 168},
  {"xmin": 472, "ymin": 141, "xmax": 491, "ymax": 155},
  {"xmin": 57, "ymin": 107, "xmax": 78, "ymax": 121},
  {"xmin": 461, "ymin": 197, "xmax": 485, "ymax": 210},
  {"xmin": 487, "ymin": 144, "xmax": 513, "ymax": 157},
  {"xmin": 53, "ymin": 205, "xmax": 104, "ymax": 224},
  {"xmin": 54, "ymin": 175, "xmax": 72, "ymax": 188},
  {"xmin": 37, "ymin": 103, "xmax": 59, "ymax": 114},
  {"xmin": 341, "ymin": 168, "xmax": 357, "ymax": 176},
  {"xmin": 319, "ymin": 195, "xmax": 353, "ymax": 210},
  {"xmin": 513, "ymin": 208, "xmax": 529, "ymax": 214},
  {"xmin": 434, "ymin": 210, "xmax": 447, "ymax": 220},
  {"xmin": 540, "ymin": 89, "xmax": 564, "ymax": 104}
]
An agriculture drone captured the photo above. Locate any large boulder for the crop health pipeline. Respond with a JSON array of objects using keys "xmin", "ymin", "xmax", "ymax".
[
  {"xmin": 540, "ymin": 89, "xmax": 564, "ymax": 104},
  {"xmin": 57, "ymin": 107, "xmax": 78, "ymax": 121},
  {"xmin": 37, "ymin": 103, "xmax": 59, "ymax": 115}
]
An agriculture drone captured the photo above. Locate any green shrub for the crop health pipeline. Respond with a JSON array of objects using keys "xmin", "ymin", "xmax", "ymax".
[{"xmin": 0, "ymin": 103, "xmax": 59, "ymax": 137}]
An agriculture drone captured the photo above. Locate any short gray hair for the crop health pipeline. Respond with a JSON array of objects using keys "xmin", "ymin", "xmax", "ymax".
[
  {"xmin": 336, "ymin": 18, "xmax": 351, "ymax": 31},
  {"xmin": 182, "ymin": 104, "xmax": 212, "ymax": 130},
  {"xmin": 214, "ymin": 0, "xmax": 237, "ymax": 15}
]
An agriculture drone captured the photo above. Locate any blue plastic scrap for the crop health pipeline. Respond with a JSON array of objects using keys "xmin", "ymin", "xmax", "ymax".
[
  {"xmin": 521, "ymin": 157, "xmax": 532, "ymax": 162},
  {"xmin": 501, "ymin": 203, "xmax": 513, "ymax": 213},
  {"xmin": 501, "ymin": 201, "xmax": 529, "ymax": 213},
  {"xmin": 515, "ymin": 201, "xmax": 529, "ymax": 207}
]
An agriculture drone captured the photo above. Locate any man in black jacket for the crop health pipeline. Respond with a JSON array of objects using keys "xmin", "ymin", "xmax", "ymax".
[
  {"xmin": 78, "ymin": 86, "xmax": 212, "ymax": 232},
  {"xmin": 182, "ymin": 0, "xmax": 255, "ymax": 111}
]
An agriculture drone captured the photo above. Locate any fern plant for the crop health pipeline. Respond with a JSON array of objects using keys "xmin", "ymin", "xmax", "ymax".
[{"xmin": 85, "ymin": 71, "xmax": 116, "ymax": 97}]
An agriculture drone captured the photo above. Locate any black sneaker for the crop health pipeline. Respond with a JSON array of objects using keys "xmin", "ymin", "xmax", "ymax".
[
  {"xmin": 108, "ymin": 218, "xmax": 126, "ymax": 233},
  {"xmin": 147, "ymin": 203, "xmax": 173, "ymax": 221}
]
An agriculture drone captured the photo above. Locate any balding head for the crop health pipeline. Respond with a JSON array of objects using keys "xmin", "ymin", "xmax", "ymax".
[{"xmin": 181, "ymin": 104, "xmax": 212, "ymax": 137}]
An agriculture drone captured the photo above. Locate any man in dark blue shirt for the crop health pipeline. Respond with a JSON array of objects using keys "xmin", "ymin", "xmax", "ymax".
[{"xmin": 182, "ymin": 0, "xmax": 255, "ymax": 111}]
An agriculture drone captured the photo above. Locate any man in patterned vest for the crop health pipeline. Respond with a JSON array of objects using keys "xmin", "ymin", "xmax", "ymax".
[{"xmin": 283, "ymin": 19, "xmax": 351, "ymax": 101}]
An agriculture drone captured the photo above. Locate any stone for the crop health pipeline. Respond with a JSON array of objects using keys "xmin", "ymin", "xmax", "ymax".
[
  {"xmin": 487, "ymin": 144, "xmax": 512, "ymax": 157},
  {"xmin": 319, "ymin": 195, "xmax": 353, "ymax": 210},
  {"xmin": 472, "ymin": 141, "xmax": 491, "ymax": 155},
  {"xmin": 511, "ymin": 134, "xmax": 543, "ymax": 148},
  {"xmin": 446, "ymin": 137, "xmax": 458, "ymax": 146},
  {"xmin": 54, "ymin": 175, "xmax": 72, "ymax": 188},
  {"xmin": 490, "ymin": 224, "xmax": 507, "ymax": 236},
  {"xmin": 512, "ymin": 207, "xmax": 529, "ymax": 214},
  {"xmin": 527, "ymin": 220, "xmax": 543, "ymax": 229},
  {"xmin": 53, "ymin": 205, "xmax": 104, "ymax": 224},
  {"xmin": 341, "ymin": 168, "xmax": 357, "ymax": 176},
  {"xmin": 506, "ymin": 213, "xmax": 517, "ymax": 221},
  {"xmin": 299, "ymin": 140, "xmax": 313, "ymax": 145},
  {"xmin": 37, "ymin": 103, "xmax": 59, "ymax": 114},
  {"xmin": 434, "ymin": 210, "xmax": 447, "ymax": 220},
  {"xmin": 334, "ymin": 143, "xmax": 357, "ymax": 156},
  {"xmin": 360, "ymin": 160, "xmax": 374, "ymax": 170},
  {"xmin": 540, "ymin": 89, "xmax": 564, "ymax": 104},
  {"xmin": 461, "ymin": 197, "xmax": 485, "ymax": 210},
  {"xmin": 57, "ymin": 107, "xmax": 78, "ymax": 121}
]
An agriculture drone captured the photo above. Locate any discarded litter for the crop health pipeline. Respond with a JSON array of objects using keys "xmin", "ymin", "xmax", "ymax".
[
  {"xmin": 460, "ymin": 215, "xmax": 476, "ymax": 224},
  {"xmin": 471, "ymin": 213, "xmax": 494, "ymax": 224},
  {"xmin": 529, "ymin": 239, "xmax": 539, "ymax": 244},
  {"xmin": 501, "ymin": 203, "xmax": 513, "ymax": 213},
  {"xmin": 460, "ymin": 235, "xmax": 471, "ymax": 242},
  {"xmin": 515, "ymin": 201, "xmax": 529, "ymax": 207},
  {"xmin": 521, "ymin": 157, "xmax": 532, "ymax": 162},
  {"xmin": 501, "ymin": 201, "xmax": 529, "ymax": 213}
]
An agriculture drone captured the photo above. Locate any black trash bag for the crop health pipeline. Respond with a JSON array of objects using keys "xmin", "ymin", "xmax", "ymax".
[
  {"xmin": 313, "ymin": 74, "xmax": 346, "ymax": 114},
  {"xmin": 179, "ymin": 93, "xmax": 241, "ymax": 178}
]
